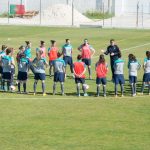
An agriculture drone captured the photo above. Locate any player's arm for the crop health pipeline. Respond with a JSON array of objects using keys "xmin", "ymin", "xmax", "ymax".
[
  {"xmin": 78, "ymin": 45, "xmax": 82, "ymax": 51},
  {"xmin": 101, "ymin": 46, "xmax": 109, "ymax": 55},
  {"xmin": 90, "ymin": 46, "xmax": 95, "ymax": 57},
  {"xmin": 78, "ymin": 67, "xmax": 86, "ymax": 78}
]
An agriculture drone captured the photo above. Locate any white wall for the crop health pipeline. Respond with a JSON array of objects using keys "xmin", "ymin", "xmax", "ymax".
[
  {"xmin": 0, "ymin": 0, "xmax": 101, "ymax": 14},
  {"xmin": 113, "ymin": 0, "xmax": 150, "ymax": 16}
]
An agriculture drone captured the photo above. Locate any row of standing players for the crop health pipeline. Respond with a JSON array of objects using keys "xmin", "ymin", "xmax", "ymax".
[{"xmin": 0, "ymin": 39, "xmax": 150, "ymax": 97}]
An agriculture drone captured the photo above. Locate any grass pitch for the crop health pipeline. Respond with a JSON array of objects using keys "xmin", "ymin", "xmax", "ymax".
[{"xmin": 0, "ymin": 26, "xmax": 150, "ymax": 150}]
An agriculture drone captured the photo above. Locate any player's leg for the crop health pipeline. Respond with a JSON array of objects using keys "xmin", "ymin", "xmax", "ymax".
[
  {"xmin": 33, "ymin": 80, "xmax": 38, "ymax": 95},
  {"xmin": 96, "ymin": 77, "xmax": 100, "ymax": 96},
  {"xmin": 41, "ymin": 80, "xmax": 46, "ymax": 96}
]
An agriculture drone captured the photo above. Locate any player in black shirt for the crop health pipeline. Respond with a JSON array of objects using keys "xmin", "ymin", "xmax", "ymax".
[{"xmin": 102, "ymin": 39, "xmax": 120, "ymax": 80}]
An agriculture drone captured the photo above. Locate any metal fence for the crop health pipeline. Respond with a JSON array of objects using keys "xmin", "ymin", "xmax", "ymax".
[{"xmin": 0, "ymin": 0, "xmax": 150, "ymax": 28}]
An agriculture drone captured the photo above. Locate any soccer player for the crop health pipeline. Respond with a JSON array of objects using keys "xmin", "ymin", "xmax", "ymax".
[
  {"xmin": 32, "ymin": 51, "xmax": 48, "ymax": 96},
  {"xmin": 0, "ymin": 48, "xmax": 15, "ymax": 91},
  {"xmin": 24, "ymin": 41, "xmax": 34, "ymax": 73},
  {"xmin": 113, "ymin": 52, "xmax": 125, "ymax": 97},
  {"xmin": 10, "ymin": 48, "xmax": 16, "ymax": 89},
  {"xmin": 103, "ymin": 39, "xmax": 120, "ymax": 80},
  {"xmin": 78, "ymin": 39, "xmax": 95, "ymax": 79},
  {"xmin": 36, "ymin": 41, "xmax": 46, "ymax": 58},
  {"xmin": 48, "ymin": 40, "xmax": 58, "ymax": 77},
  {"xmin": 95, "ymin": 54, "xmax": 108, "ymax": 97},
  {"xmin": 73, "ymin": 54, "xmax": 88, "ymax": 97},
  {"xmin": 52, "ymin": 52, "xmax": 66, "ymax": 95},
  {"xmin": 16, "ymin": 45, "xmax": 25, "ymax": 63},
  {"xmin": 17, "ymin": 54, "xmax": 29, "ymax": 94},
  {"xmin": 128, "ymin": 54, "xmax": 141, "ymax": 96},
  {"xmin": 0, "ymin": 45, "xmax": 7, "ymax": 88},
  {"xmin": 141, "ymin": 51, "xmax": 150, "ymax": 95},
  {"xmin": 24, "ymin": 41, "xmax": 32, "ymax": 61},
  {"xmin": 62, "ymin": 39, "xmax": 74, "ymax": 78}
]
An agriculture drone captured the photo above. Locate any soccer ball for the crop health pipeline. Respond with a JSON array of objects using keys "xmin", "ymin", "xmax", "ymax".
[
  {"xmin": 84, "ymin": 84, "xmax": 89, "ymax": 90},
  {"xmin": 10, "ymin": 85, "xmax": 16, "ymax": 91}
]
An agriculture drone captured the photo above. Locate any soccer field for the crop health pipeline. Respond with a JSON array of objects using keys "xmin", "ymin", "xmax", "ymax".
[{"xmin": 0, "ymin": 26, "xmax": 150, "ymax": 150}]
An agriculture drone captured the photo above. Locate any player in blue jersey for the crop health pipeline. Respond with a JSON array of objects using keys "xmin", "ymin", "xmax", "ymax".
[
  {"xmin": 32, "ymin": 51, "xmax": 48, "ymax": 96},
  {"xmin": 113, "ymin": 52, "xmax": 125, "ymax": 97},
  {"xmin": 0, "ymin": 48, "xmax": 15, "ymax": 91},
  {"xmin": 17, "ymin": 54, "xmax": 30, "ymax": 94},
  {"xmin": 128, "ymin": 54, "xmax": 141, "ymax": 96},
  {"xmin": 141, "ymin": 51, "xmax": 150, "ymax": 95},
  {"xmin": 62, "ymin": 39, "xmax": 74, "ymax": 78},
  {"xmin": 52, "ymin": 52, "xmax": 66, "ymax": 95}
]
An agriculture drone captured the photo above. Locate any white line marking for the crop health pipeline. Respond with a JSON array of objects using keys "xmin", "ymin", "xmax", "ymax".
[{"xmin": 92, "ymin": 42, "xmax": 150, "ymax": 59}]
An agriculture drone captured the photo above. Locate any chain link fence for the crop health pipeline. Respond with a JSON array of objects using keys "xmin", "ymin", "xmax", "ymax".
[{"xmin": 0, "ymin": 0, "xmax": 150, "ymax": 28}]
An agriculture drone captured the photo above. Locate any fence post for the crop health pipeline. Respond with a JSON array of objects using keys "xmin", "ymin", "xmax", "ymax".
[
  {"xmin": 136, "ymin": 1, "xmax": 139, "ymax": 27},
  {"xmin": 72, "ymin": 0, "xmax": 74, "ymax": 26},
  {"xmin": 102, "ymin": 2, "xmax": 105, "ymax": 27},
  {"xmin": 40, "ymin": 0, "xmax": 42, "ymax": 25},
  {"xmin": 8, "ymin": 0, "xmax": 10, "ymax": 24},
  {"xmin": 142, "ymin": 4, "xmax": 143, "ymax": 27}
]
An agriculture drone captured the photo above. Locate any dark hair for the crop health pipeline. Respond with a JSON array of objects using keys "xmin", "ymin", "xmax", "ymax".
[
  {"xmin": 6, "ymin": 48, "xmax": 12, "ymax": 55},
  {"xmin": 77, "ymin": 54, "xmax": 82, "ymax": 60},
  {"xmin": 51, "ymin": 40, "xmax": 56, "ymax": 45},
  {"xmin": 66, "ymin": 39, "xmax": 70, "ymax": 43},
  {"xmin": 128, "ymin": 54, "xmax": 137, "ymax": 61},
  {"xmin": 98, "ymin": 54, "xmax": 105, "ymax": 64},
  {"xmin": 2, "ymin": 45, "xmax": 7, "ymax": 51},
  {"xmin": 110, "ymin": 39, "xmax": 115, "ymax": 43},
  {"xmin": 25, "ymin": 41, "xmax": 30, "ymax": 45},
  {"xmin": 40, "ymin": 41, "xmax": 45, "ymax": 45},
  {"xmin": 19, "ymin": 45, "xmax": 25, "ymax": 50},
  {"xmin": 146, "ymin": 51, "xmax": 150, "ymax": 59},
  {"xmin": 57, "ymin": 52, "xmax": 61, "ymax": 58}
]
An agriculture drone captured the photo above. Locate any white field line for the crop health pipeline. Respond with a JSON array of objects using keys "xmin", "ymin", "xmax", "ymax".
[
  {"xmin": 0, "ymin": 95, "xmax": 149, "ymax": 100},
  {"xmin": 92, "ymin": 42, "xmax": 150, "ymax": 59}
]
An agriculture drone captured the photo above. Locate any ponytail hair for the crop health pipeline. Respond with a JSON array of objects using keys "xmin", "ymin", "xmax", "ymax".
[
  {"xmin": 98, "ymin": 54, "xmax": 105, "ymax": 64},
  {"xmin": 128, "ymin": 54, "xmax": 137, "ymax": 62}
]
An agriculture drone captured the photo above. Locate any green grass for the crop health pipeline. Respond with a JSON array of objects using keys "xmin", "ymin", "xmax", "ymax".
[
  {"xmin": 0, "ymin": 25, "xmax": 150, "ymax": 150},
  {"xmin": 84, "ymin": 11, "xmax": 114, "ymax": 19}
]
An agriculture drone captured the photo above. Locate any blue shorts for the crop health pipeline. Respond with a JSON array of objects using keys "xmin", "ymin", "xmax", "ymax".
[
  {"xmin": 96, "ymin": 77, "xmax": 107, "ymax": 85},
  {"xmin": 49, "ymin": 60, "xmax": 55, "ymax": 66},
  {"xmin": 114, "ymin": 74, "xmax": 125, "ymax": 84},
  {"xmin": 54, "ymin": 72, "xmax": 65, "ymax": 82},
  {"xmin": 129, "ymin": 76, "xmax": 137, "ymax": 84},
  {"xmin": 17, "ymin": 71, "xmax": 28, "ymax": 81},
  {"xmin": 0, "ymin": 66, "xmax": 3, "ymax": 74},
  {"xmin": 82, "ymin": 59, "xmax": 91, "ymax": 66},
  {"xmin": 143, "ymin": 73, "xmax": 150, "ymax": 82},
  {"xmin": 2, "ymin": 72, "xmax": 11, "ymax": 80},
  {"xmin": 75, "ymin": 78, "xmax": 85, "ymax": 84},
  {"xmin": 34, "ymin": 73, "xmax": 46, "ymax": 80},
  {"xmin": 63, "ymin": 56, "xmax": 73, "ymax": 66}
]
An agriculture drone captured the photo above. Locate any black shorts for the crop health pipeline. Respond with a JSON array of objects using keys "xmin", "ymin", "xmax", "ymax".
[
  {"xmin": 143, "ymin": 73, "xmax": 150, "ymax": 82},
  {"xmin": 17, "ymin": 71, "xmax": 28, "ymax": 81},
  {"xmin": 129, "ymin": 76, "xmax": 137, "ymax": 84},
  {"xmin": 82, "ymin": 59, "xmax": 91, "ymax": 66},
  {"xmin": 96, "ymin": 77, "xmax": 107, "ymax": 85},
  {"xmin": 75, "ymin": 78, "xmax": 85, "ymax": 84},
  {"xmin": 63, "ymin": 56, "xmax": 73, "ymax": 66},
  {"xmin": 0, "ymin": 66, "xmax": 3, "ymax": 74},
  {"xmin": 34, "ymin": 73, "xmax": 46, "ymax": 80},
  {"xmin": 54, "ymin": 72, "xmax": 65, "ymax": 82},
  {"xmin": 2, "ymin": 72, "xmax": 11, "ymax": 80}
]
